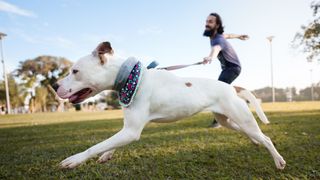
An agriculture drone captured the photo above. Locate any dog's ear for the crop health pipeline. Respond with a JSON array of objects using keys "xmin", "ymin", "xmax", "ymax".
[
  {"xmin": 92, "ymin": 42, "xmax": 114, "ymax": 65},
  {"xmin": 95, "ymin": 42, "xmax": 113, "ymax": 55}
]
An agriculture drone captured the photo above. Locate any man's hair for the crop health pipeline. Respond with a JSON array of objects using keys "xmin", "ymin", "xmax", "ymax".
[{"xmin": 210, "ymin": 13, "xmax": 224, "ymax": 34}]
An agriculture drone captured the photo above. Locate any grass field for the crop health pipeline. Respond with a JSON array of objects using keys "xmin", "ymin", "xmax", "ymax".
[{"xmin": 0, "ymin": 102, "xmax": 319, "ymax": 179}]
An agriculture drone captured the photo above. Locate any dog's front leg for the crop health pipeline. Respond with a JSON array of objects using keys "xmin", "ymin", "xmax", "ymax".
[{"xmin": 60, "ymin": 125, "xmax": 144, "ymax": 169}]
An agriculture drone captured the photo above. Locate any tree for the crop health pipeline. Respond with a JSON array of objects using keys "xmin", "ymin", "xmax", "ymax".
[
  {"xmin": 298, "ymin": 83, "xmax": 320, "ymax": 101},
  {"xmin": 105, "ymin": 91, "xmax": 120, "ymax": 109},
  {"xmin": 35, "ymin": 86, "xmax": 49, "ymax": 112},
  {"xmin": 0, "ymin": 81, "xmax": 5, "ymax": 103},
  {"xmin": 14, "ymin": 55, "xmax": 72, "ymax": 112},
  {"xmin": 253, "ymin": 87, "xmax": 293, "ymax": 102},
  {"xmin": 8, "ymin": 74, "xmax": 24, "ymax": 108},
  {"xmin": 16, "ymin": 55, "xmax": 72, "ymax": 86},
  {"xmin": 293, "ymin": 1, "xmax": 320, "ymax": 62},
  {"xmin": 0, "ymin": 74, "xmax": 24, "ymax": 109}
]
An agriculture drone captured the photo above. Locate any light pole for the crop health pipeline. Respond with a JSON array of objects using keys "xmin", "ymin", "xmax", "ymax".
[
  {"xmin": 267, "ymin": 36, "xmax": 275, "ymax": 103},
  {"xmin": 307, "ymin": 58, "xmax": 315, "ymax": 101},
  {"xmin": 310, "ymin": 68, "xmax": 314, "ymax": 101},
  {"xmin": 0, "ymin": 32, "xmax": 11, "ymax": 114}
]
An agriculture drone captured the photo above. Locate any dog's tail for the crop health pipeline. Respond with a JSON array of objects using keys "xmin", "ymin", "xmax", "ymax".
[{"xmin": 234, "ymin": 86, "xmax": 270, "ymax": 124}]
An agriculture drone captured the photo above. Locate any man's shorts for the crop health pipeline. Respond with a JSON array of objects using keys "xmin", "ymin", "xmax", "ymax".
[{"xmin": 218, "ymin": 66, "xmax": 241, "ymax": 84}]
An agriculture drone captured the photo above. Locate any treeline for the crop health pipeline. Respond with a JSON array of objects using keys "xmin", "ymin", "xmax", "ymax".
[{"xmin": 253, "ymin": 85, "xmax": 320, "ymax": 102}]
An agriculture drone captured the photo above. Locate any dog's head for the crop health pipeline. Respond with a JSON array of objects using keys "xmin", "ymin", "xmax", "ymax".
[{"xmin": 52, "ymin": 42, "xmax": 119, "ymax": 104}]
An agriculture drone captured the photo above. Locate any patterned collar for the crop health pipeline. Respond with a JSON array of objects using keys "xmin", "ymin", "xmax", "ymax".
[{"xmin": 113, "ymin": 58, "xmax": 143, "ymax": 107}]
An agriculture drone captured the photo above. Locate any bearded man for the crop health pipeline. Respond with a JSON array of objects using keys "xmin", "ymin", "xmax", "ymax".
[{"xmin": 202, "ymin": 13, "xmax": 249, "ymax": 128}]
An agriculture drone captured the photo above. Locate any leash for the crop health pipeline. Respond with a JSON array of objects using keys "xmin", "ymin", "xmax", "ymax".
[{"xmin": 147, "ymin": 61, "xmax": 204, "ymax": 71}]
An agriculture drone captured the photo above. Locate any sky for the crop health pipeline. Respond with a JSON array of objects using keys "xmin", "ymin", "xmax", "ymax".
[{"xmin": 0, "ymin": 0, "xmax": 319, "ymax": 91}]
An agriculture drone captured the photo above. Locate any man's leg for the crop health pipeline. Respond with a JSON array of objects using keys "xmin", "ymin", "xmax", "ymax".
[{"xmin": 209, "ymin": 67, "xmax": 240, "ymax": 128}]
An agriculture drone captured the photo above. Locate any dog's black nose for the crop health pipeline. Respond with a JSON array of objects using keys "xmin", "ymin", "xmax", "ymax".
[{"xmin": 51, "ymin": 83, "xmax": 59, "ymax": 92}]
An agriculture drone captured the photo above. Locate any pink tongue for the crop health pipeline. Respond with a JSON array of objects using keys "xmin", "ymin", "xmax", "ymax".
[{"xmin": 69, "ymin": 95, "xmax": 78, "ymax": 102}]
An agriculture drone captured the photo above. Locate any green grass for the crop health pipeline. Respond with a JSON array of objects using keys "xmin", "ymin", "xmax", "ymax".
[{"xmin": 0, "ymin": 108, "xmax": 320, "ymax": 179}]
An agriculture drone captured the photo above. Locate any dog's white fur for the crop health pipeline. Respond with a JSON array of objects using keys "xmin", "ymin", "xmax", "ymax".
[{"xmin": 56, "ymin": 46, "xmax": 286, "ymax": 170}]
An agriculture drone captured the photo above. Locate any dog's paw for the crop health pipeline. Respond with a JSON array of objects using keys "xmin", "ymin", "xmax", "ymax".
[
  {"xmin": 97, "ymin": 150, "xmax": 115, "ymax": 164},
  {"xmin": 275, "ymin": 157, "xmax": 286, "ymax": 170},
  {"xmin": 60, "ymin": 152, "xmax": 88, "ymax": 169}
]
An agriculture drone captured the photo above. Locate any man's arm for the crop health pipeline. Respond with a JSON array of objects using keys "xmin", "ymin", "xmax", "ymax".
[
  {"xmin": 203, "ymin": 45, "xmax": 221, "ymax": 64},
  {"xmin": 223, "ymin": 34, "xmax": 249, "ymax": 40}
]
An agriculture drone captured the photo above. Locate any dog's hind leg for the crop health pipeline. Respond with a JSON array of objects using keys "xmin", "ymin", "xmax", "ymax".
[
  {"xmin": 224, "ymin": 98, "xmax": 286, "ymax": 170},
  {"xmin": 214, "ymin": 113, "xmax": 259, "ymax": 145},
  {"xmin": 214, "ymin": 113, "xmax": 240, "ymax": 131}
]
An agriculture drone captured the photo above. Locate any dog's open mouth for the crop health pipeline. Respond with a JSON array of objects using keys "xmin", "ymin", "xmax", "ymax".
[{"xmin": 69, "ymin": 88, "xmax": 92, "ymax": 104}]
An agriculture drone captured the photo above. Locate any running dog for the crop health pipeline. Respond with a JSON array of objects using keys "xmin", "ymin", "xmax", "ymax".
[{"xmin": 53, "ymin": 42, "xmax": 286, "ymax": 170}]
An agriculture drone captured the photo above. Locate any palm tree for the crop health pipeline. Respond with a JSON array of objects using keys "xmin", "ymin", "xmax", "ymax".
[{"xmin": 15, "ymin": 56, "xmax": 72, "ymax": 112}]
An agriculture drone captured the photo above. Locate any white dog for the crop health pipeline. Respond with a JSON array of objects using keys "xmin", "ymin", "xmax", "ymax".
[{"xmin": 54, "ymin": 42, "xmax": 286, "ymax": 170}]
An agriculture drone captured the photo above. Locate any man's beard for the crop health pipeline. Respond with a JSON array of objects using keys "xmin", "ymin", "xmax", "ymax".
[{"xmin": 203, "ymin": 28, "xmax": 215, "ymax": 37}]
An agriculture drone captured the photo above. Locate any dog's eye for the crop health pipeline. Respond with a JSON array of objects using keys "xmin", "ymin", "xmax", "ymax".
[{"xmin": 72, "ymin": 69, "xmax": 79, "ymax": 74}]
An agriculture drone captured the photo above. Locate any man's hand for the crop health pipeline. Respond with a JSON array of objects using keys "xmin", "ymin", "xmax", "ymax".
[
  {"xmin": 203, "ymin": 56, "xmax": 212, "ymax": 64},
  {"xmin": 238, "ymin": 35, "xmax": 249, "ymax": 40}
]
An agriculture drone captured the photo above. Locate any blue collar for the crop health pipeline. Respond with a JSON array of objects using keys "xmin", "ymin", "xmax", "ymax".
[{"xmin": 113, "ymin": 58, "xmax": 143, "ymax": 107}]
